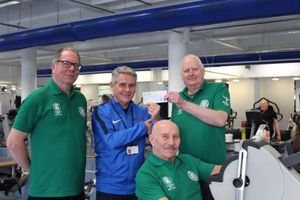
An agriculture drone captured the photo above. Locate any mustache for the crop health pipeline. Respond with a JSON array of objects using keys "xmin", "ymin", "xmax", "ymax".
[{"xmin": 165, "ymin": 145, "xmax": 177, "ymax": 150}]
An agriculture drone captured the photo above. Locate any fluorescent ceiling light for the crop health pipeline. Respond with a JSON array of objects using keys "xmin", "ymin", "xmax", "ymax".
[
  {"xmin": 0, "ymin": 81, "xmax": 12, "ymax": 84},
  {"xmin": 272, "ymin": 77, "xmax": 279, "ymax": 81},
  {"xmin": 0, "ymin": 1, "xmax": 20, "ymax": 8},
  {"xmin": 215, "ymin": 79, "xmax": 222, "ymax": 83},
  {"xmin": 232, "ymin": 79, "xmax": 240, "ymax": 82},
  {"xmin": 293, "ymin": 77, "xmax": 300, "ymax": 80}
]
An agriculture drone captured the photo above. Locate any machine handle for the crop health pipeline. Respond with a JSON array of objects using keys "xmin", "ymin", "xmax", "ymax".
[{"xmin": 234, "ymin": 149, "xmax": 248, "ymax": 200}]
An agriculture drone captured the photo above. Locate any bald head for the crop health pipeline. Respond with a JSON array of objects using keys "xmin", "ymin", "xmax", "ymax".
[
  {"xmin": 150, "ymin": 120, "xmax": 180, "ymax": 162},
  {"xmin": 151, "ymin": 120, "xmax": 178, "ymax": 136}
]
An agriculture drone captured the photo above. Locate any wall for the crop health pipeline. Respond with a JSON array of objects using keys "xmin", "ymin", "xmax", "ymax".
[
  {"xmin": 80, "ymin": 84, "xmax": 99, "ymax": 107},
  {"xmin": 0, "ymin": 66, "xmax": 20, "ymax": 85},
  {"xmin": 228, "ymin": 79, "xmax": 257, "ymax": 127}
]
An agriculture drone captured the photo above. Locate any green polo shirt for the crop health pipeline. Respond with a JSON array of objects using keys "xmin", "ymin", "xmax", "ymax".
[
  {"xmin": 13, "ymin": 79, "xmax": 87, "ymax": 197},
  {"xmin": 172, "ymin": 80, "xmax": 230, "ymax": 164},
  {"xmin": 135, "ymin": 153, "xmax": 214, "ymax": 200}
]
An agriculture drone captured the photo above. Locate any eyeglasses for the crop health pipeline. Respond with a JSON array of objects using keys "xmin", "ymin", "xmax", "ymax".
[{"xmin": 56, "ymin": 60, "xmax": 82, "ymax": 70}]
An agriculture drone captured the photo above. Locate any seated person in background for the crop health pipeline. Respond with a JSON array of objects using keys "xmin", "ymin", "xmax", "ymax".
[
  {"xmin": 252, "ymin": 124, "xmax": 271, "ymax": 143},
  {"xmin": 135, "ymin": 120, "xmax": 221, "ymax": 200},
  {"xmin": 259, "ymin": 99, "xmax": 281, "ymax": 141},
  {"xmin": 293, "ymin": 121, "xmax": 300, "ymax": 153}
]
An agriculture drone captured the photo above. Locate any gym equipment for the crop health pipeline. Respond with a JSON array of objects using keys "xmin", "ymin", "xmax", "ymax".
[{"xmin": 208, "ymin": 139, "xmax": 300, "ymax": 200}]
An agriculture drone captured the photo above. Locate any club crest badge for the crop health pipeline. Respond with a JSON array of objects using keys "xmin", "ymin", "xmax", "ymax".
[
  {"xmin": 187, "ymin": 170, "xmax": 199, "ymax": 182},
  {"xmin": 52, "ymin": 103, "xmax": 62, "ymax": 116},
  {"xmin": 162, "ymin": 177, "xmax": 176, "ymax": 191}
]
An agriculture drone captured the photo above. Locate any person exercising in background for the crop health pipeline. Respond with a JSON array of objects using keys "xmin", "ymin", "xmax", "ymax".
[{"xmin": 259, "ymin": 99, "xmax": 281, "ymax": 141}]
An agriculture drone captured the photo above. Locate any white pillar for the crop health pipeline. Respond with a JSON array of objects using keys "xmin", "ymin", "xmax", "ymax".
[
  {"xmin": 150, "ymin": 68, "xmax": 163, "ymax": 91},
  {"xmin": 168, "ymin": 30, "xmax": 188, "ymax": 116},
  {"xmin": 21, "ymin": 48, "xmax": 37, "ymax": 100}
]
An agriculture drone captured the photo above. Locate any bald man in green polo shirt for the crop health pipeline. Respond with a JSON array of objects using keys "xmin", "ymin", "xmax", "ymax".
[{"xmin": 135, "ymin": 120, "xmax": 221, "ymax": 200}]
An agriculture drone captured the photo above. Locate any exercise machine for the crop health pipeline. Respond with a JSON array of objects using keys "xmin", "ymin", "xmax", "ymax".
[{"xmin": 208, "ymin": 139, "xmax": 300, "ymax": 200}]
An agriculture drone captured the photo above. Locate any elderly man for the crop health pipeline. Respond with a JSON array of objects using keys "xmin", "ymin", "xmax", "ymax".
[
  {"xmin": 259, "ymin": 99, "xmax": 281, "ymax": 141},
  {"xmin": 92, "ymin": 66, "xmax": 160, "ymax": 200},
  {"xmin": 164, "ymin": 54, "xmax": 230, "ymax": 200},
  {"xmin": 135, "ymin": 120, "xmax": 221, "ymax": 200},
  {"xmin": 7, "ymin": 47, "xmax": 87, "ymax": 199}
]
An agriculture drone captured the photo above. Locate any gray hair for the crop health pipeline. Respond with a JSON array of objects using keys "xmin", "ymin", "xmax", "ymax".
[
  {"xmin": 52, "ymin": 47, "xmax": 81, "ymax": 64},
  {"xmin": 111, "ymin": 66, "xmax": 137, "ymax": 83},
  {"xmin": 180, "ymin": 54, "xmax": 204, "ymax": 69}
]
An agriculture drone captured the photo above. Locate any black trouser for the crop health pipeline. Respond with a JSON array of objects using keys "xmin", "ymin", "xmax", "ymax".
[
  {"xmin": 28, "ymin": 192, "xmax": 85, "ymax": 200},
  {"xmin": 200, "ymin": 181, "xmax": 215, "ymax": 200},
  {"xmin": 96, "ymin": 191, "xmax": 137, "ymax": 200}
]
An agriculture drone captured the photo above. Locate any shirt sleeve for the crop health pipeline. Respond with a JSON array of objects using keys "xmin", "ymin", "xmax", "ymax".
[
  {"xmin": 92, "ymin": 105, "xmax": 148, "ymax": 149},
  {"xmin": 189, "ymin": 155, "xmax": 215, "ymax": 181},
  {"xmin": 136, "ymin": 168, "xmax": 167, "ymax": 200},
  {"xmin": 213, "ymin": 83, "xmax": 231, "ymax": 114}
]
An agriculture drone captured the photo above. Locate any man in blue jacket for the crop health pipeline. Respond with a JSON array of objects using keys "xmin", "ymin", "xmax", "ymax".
[{"xmin": 92, "ymin": 66, "xmax": 160, "ymax": 200}]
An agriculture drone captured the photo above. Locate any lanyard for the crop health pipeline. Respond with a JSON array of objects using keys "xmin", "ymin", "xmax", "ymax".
[{"xmin": 110, "ymin": 100, "xmax": 134, "ymax": 129}]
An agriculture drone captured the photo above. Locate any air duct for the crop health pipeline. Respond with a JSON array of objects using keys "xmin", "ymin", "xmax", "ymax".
[{"xmin": 1, "ymin": 0, "xmax": 300, "ymax": 52}]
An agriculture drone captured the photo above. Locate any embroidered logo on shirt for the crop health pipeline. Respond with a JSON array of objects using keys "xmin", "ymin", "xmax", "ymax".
[
  {"xmin": 79, "ymin": 107, "xmax": 86, "ymax": 117},
  {"xmin": 222, "ymin": 95, "xmax": 230, "ymax": 107},
  {"xmin": 162, "ymin": 177, "xmax": 176, "ymax": 191},
  {"xmin": 52, "ymin": 103, "xmax": 62, "ymax": 116},
  {"xmin": 112, "ymin": 119, "xmax": 121, "ymax": 124},
  {"xmin": 177, "ymin": 109, "xmax": 183, "ymax": 116},
  {"xmin": 199, "ymin": 99, "xmax": 209, "ymax": 108},
  {"xmin": 187, "ymin": 170, "xmax": 199, "ymax": 182}
]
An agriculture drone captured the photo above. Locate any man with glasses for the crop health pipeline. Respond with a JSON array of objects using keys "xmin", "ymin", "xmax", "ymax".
[{"xmin": 7, "ymin": 47, "xmax": 87, "ymax": 200}]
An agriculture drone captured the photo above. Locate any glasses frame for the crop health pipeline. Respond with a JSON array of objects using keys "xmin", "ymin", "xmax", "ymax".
[{"xmin": 56, "ymin": 60, "xmax": 82, "ymax": 70}]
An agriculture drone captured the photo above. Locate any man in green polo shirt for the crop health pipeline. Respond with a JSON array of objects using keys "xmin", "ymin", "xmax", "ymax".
[
  {"xmin": 164, "ymin": 54, "xmax": 230, "ymax": 200},
  {"xmin": 7, "ymin": 47, "xmax": 87, "ymax": 200},
  {"xmin": 135, "ymin": 120, "xmax": 221, "ymax": 200}
]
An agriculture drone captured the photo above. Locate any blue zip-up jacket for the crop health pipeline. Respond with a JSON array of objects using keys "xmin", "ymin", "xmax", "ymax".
[{"xmin": 92, "ymin": 97, "xmax": 150, "ymax": 195}]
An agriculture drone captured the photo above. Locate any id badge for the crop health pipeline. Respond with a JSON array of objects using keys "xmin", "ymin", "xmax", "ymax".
[{"xmin": 127, "ymin": 145, "xmax": 139, "ymax": 155}]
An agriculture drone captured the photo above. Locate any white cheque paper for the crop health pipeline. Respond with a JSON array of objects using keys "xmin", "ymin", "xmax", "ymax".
[{"xmin": 142, "ymin": 90, "xmax": 167, "ymax": 104}]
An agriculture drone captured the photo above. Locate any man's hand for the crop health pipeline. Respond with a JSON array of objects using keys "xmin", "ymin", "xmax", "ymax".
[
  {"xmin": 146, "ymin": 103, "xmax": 160, "ymax": 122},
  {"xmin": 276, "ymin": 133, "xmax": 281, "ymax": 141},
  {"xmin": 144, "ymin": 119, "xmax": 152, "ymax": 135},
  {"xmin": 164, "ymin": 92, "xmax": 185, "ymax": 109}
]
